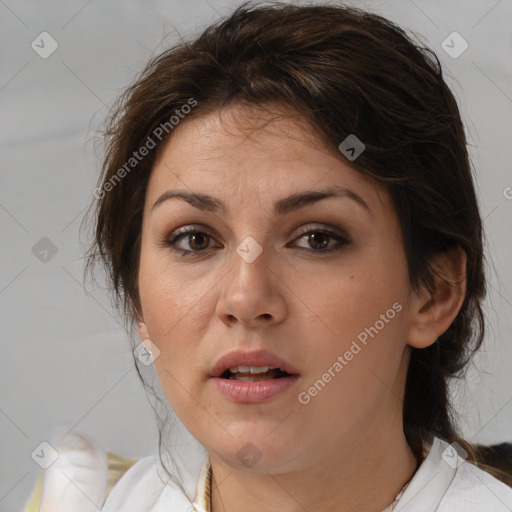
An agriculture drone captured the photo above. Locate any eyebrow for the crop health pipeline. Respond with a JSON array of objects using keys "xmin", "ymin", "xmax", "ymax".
[{"xmin": 151, "ymin": 185, "xmax": 371, "ymax": 216}]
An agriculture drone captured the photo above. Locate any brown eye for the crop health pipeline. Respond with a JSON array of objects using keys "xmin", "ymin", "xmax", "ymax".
[
  {"xmin": 162, "ymin": 224, "xmax": 350, "ymax": 257},
  {"xmin": 293, "ymin": 227, "xmax": 350, "ymax": 253},
  {"xmin": 162, "ymin": 226, "xmax": 217, "ymax": 255},
  {"xmin": 187, "ymin": 232, "xmax": 210, "ymax": 251},
  {"xmin": 307, "ymin": 232, "xmax": 330, "ymax": 250}
]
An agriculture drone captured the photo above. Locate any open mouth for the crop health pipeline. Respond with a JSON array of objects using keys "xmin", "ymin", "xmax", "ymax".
[{"xmin": 221, "ymin": 365, "xmax": 292, "ymax": 381}]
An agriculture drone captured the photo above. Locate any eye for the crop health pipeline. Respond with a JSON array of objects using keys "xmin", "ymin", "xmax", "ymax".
[
  {"xmin": 291, "ymin": 225, "xmax": 350, "ymax": 253},
  {"xmin": 161, "ymin": 226, "xmax": 217, "ymax": 255},
  {"xmin": 160, "ymin": 224, "xmax": 350, "ymax": 257}
]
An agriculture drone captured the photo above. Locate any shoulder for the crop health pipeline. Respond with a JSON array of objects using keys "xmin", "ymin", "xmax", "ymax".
[
  {"xmin": 102, "ymin": 441, "xmax": 209, "ymax": 511},
  {"xmin": 440, "ymin": 455, "xmax": 512, "ymax": 511},
  {"xmin": 24, "ymin": 428, "xmax": 209, "ymax": 512},
  {"xmin": 396, "ymin": 436, "xmax": 512, "ymax": 512},
  {"xmin": 23, "ymin": 431, "xmax": 138, "ymax": 512},
  {"xmin": 100, "ymin": 454, "xmax": 164, "ymax": 511}
]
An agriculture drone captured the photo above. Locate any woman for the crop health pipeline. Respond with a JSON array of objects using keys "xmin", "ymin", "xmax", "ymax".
[{"xmin": 28, "ymin": 2, "xmax": 512, "ymax": 511}]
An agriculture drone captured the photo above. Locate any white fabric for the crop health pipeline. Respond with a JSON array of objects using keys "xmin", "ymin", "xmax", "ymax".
[
  {"xmin": 101, "ymin": 436, "xmax": 512, "ymax": 512},
  {"xmin": 39, "ymin": 429, "xmax": 108, "ymax": 512},
  {"xmin": 37, "ymin": 432, "xmax": 512, "ymax": 511},
  {"xmin": 395, "ymin": 437, "xmax": 512, "ymax": 511},
  {"xmin": 101, "ymin": 438, "xmax": 208, "ymax": 512}
]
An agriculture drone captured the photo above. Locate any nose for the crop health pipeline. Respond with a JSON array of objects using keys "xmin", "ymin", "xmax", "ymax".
[{"xmin": 215, "ymin": 240, "xmax": 287, "ymax": 329}]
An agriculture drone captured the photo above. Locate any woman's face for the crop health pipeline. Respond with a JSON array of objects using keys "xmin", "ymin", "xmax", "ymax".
[{"xmin": 138, "ymin": 104, "xmax": 417, "ymax": 473}]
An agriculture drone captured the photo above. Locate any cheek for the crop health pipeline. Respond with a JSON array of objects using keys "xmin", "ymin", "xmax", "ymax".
[
  {"xmin": 138, "ymin": 246, "xmax": 219, "ymax": 387},
  {"xmin": 306, "ymin": 254, "xmax": 410, "ymax": 383},
  {"xmin": 139, "ymin": 244, "xmax": 208, "ymax": 328},
  {"xmin": 311, "ymin": 264, "xmax": 403, "ymax": 338}
]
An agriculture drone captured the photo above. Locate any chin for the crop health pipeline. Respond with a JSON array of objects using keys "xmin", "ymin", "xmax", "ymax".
[{"xmin": 207, "ymin": 431, "xmax": 302, "ymax": 474}]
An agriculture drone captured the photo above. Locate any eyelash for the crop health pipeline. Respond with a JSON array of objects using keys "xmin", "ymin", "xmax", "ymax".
[{"xmin": 160, "ymin": 224, "xmax": 351, "ymax": 257}]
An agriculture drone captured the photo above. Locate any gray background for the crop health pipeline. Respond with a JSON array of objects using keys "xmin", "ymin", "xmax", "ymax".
[{"xmin": 1, "ymin": 0, "xmax": 511, "ymax": 510}]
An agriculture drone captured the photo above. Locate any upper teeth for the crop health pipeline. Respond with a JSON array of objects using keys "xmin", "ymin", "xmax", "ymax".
[{"xmin": 228, "ymin": 365, "xmax": 278, "ymax": 374}]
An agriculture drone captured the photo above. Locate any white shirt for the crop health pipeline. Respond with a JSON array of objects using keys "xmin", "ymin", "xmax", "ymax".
[
  {"xmin": 100, "ymin": 436, "xmax": 512, "ymax": 511},
  {"xmin": 32, "ymin": 431, "xmax": 512, "ymax": 511}
]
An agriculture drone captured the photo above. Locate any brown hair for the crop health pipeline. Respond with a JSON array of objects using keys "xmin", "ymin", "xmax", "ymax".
[{"xmin": 84, "ymin": 1, "xmax": 510, "ymax": 484}]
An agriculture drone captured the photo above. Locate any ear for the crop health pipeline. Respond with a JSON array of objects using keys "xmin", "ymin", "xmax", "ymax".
[
  {"xmin": 138, "ymin": 320, "xmax": 149, "ymax": 341},
  {"xmin": 407, "ymin": 247, "xmax": 467, "ymax": 349}
]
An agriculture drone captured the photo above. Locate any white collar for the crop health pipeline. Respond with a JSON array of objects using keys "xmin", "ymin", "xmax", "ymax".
[{"xmin": 102, "ymin": 435, "xmax": 512, "ymax": 512}]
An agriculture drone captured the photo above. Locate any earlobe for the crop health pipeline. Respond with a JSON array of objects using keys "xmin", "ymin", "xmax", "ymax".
[
  {"xmin": 407, "ymin": 247, "xmax": 467, "ymax": 349},
  {"xmin": 138, "ymin": 320, "xmax": 149, "ymax": 341}
]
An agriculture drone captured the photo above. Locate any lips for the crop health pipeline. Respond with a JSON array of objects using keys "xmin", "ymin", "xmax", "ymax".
[
  {"xmin": 209, "ymin": 349, "xmax": 300, "ymax": 379},
  {"xmin": 209, "ymin": 349, "xmax": 300, "ymax": 403}
]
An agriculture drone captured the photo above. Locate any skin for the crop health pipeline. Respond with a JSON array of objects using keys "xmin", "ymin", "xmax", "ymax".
[{"xmin": 137, "ymin": 103, "xmax": 466, "ymax": 512}]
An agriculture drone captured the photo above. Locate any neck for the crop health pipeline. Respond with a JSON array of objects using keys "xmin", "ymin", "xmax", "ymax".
[{"xmin": 209, "ymin": 421, "xmax": 419, "ymax": 512}]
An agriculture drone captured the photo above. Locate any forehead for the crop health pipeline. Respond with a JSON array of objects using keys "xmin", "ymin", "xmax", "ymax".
[
  {"xmin": 146, "ymin": 103, "xmax": 387, "ymax": 214},
  {"xmin": 155, "ymin": 104, "xmax": 329, "ymax": 165}
]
